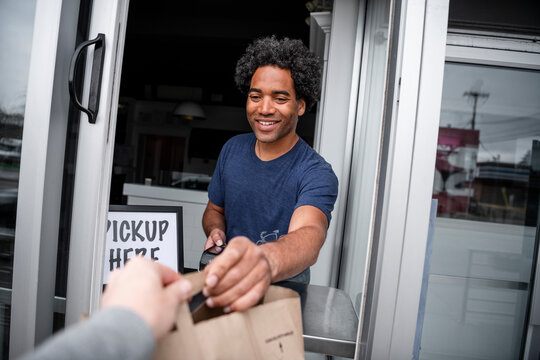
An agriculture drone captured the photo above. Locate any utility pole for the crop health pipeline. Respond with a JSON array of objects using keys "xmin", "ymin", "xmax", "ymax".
[{"xmin": 463, "ymin": 91, "xmax": 489, "ymax": 130}]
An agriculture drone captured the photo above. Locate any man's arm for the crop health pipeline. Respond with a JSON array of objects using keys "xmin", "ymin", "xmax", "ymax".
[
  {"xmin": 262, "ymin": 205, "xmax": 327, "ymax": 282},
  {"xmin": 202, "ymin": 200, "xmax": 227, "ymax": 249},
  {"xmin": 203, "ymin": 205, "xmax": 327, "ymax": 312}
]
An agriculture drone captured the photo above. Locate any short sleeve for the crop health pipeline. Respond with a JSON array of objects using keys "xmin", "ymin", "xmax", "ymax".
[
  {"xmin": 296, "ymin": 162, "xmax": 339, "ymax": 225},
  {"xmin": 207, "ymin": 141, "xmax": 228, "ymax": 207}
]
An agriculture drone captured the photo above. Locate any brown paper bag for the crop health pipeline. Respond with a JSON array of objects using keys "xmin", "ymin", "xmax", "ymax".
[{"xmin": 153, "ymin": 272, "xmax": 305, "ymax": 360}]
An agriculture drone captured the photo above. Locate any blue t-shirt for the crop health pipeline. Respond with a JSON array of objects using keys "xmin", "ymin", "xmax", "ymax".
[{"xmin": 208, "ymin": 133, "xmax": 338, "ymax": 283}]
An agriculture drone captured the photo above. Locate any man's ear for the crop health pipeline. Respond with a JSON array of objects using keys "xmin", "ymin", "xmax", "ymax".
[{"xmin": 297, "ymin": 98, "xmax": 306, "ymax": 116}]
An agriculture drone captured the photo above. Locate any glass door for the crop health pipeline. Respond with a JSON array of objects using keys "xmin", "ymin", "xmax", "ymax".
[
  {"xmin": 6, "ymin": 0, "xmax": 129, "ymax": 357},
  {"xmin": 64, "ymin": 0, "xmax": 129, "ymax": 326},
  {"xmin": 0, "ymin": 1, "xmax": 37, "ymax": 357},
  {"xmin": 418, "ymin": 43, "xmax": 540, "ymax": 359}
]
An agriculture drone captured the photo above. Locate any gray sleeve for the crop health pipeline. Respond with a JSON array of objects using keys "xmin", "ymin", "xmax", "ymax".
[{"xmin": 19, "ymin": 307, "xmax": 155, "ymax": 360}]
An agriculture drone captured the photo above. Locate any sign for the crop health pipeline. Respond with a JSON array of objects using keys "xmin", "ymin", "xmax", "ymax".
[
  {"xmin": 434, "ymin": 127, "xmax": 479, "ymax": 215},
  {"xmin": 103, "ymin": 205, "xmax": 183, "ymax": 284}
]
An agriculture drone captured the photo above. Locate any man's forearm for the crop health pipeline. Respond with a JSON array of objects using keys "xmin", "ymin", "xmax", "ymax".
[
  {"xmin": 202, "ymin": 206, "xmax": 328, "ymax": 312},
  {"xmin": 260, "ymin": 224, "xmax": 325, "ymax": 283},
  {"xmin": 260, "ymin": 205, "xmax": 328, "ymax": 282},
  {"xmin": 202, "ymin": 202, "xmax": 226, "ymax": 237}
]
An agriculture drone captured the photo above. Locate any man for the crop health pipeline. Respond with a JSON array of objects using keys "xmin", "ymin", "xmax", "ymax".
[
  {"xmin": 21, "ymin": 257, "xmax": 192, "ymax": 360},
  {"xmin": 202, "ymin": 36, "xmax": 338, "ymax": 314}
]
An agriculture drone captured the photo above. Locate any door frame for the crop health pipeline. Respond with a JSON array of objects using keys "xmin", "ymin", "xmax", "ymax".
[
  {"xmin": 11, "ymin": 0, "xmax": 131, "ymax": 355},
  {"xmin": 64, "ymin": 0, "xmax": 129, "ymax": 326},
  {"xmin": 445, "ymin": 31, "xmax": 540, "ymax": 360},
  {"xmin": 310, "ymin": 0, "xmax": 364, "ymax": 287},
  {"xmin": 446, "ymin": 32, "xmax": 540, "ymax": 70},
  {"xmin": 360, "ymin": 20, "xmax": 540, "ymax": 360},
  {"xmin": 356, "ymin": 0, "xmax": 450, "ymax": 357},
  {"xmin": 10, "ymin": 0, "xmax": 82, "ymax": 356}
]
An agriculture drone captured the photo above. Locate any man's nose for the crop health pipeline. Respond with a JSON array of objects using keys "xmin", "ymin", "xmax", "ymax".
[{"xmin": 259, "ymin": 97, "xmax": 275, "ymax": 115}]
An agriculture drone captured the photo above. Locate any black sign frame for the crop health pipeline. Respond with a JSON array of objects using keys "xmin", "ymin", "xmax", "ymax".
[{"xmin": 107, "ymin": 204, "xmax": 184, "ymax": 276}]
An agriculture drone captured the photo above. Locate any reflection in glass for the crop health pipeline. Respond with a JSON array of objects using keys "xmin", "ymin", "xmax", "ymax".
[
  {"xmin": 433, "ymin": 63, "xmax": 540, "ymax": 226},
  {"xmin": 0, "ymin": 0, "xmax": 37, "ymax": 357},
  {"xmin": 420, "ymin": 63, "xmax": 540, "ymax": 359}
]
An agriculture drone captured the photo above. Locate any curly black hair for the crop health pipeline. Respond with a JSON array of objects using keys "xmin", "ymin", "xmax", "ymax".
[{"xmin": 234, "ymin": 36, "xmax": 322, "ymax": 111}]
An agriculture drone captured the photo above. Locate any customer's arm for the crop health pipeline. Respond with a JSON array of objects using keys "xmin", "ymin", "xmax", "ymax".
[
  {"xmin": 20, "ymin": 307, "xmax": 155, "ymax": 360},
  {"xmin": 20, "ymin": 257, "xmax": 192, "ymax": 360}
]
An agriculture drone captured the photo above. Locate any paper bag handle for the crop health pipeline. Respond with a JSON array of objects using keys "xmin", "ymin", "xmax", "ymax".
[{"xmin": 183, "ymin": 271, "xmax": 206, "ymax": 297}]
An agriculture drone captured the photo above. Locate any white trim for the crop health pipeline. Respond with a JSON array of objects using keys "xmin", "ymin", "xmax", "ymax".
[
  {"xmin": 309, "ymin": 0, "xmax": 361, "ymax": 286},
  {"xmin": 10, "ymin": 0, "xmax": 80, "ymax": 356},
  {"xmin": 90, "ymin": 0, "xmax": 129, "ymax": 313},
  {"xmin": 364, "ymin": 0, "xmax": 450, "ymax": 358},
  {"xmin": 447, "ymin": 32, "xmax": 540, "ymax": 54},
  {"xmin": 310, "ymin": 11, "xmax": 332, "ymax": 152},
  {"xmin": 65, "ymin": 0, "xmax": 129, "ymax": 325},
  {"xmin": 388, "ymin": 0, "xmax": 449, "ymax": 356},
  {"xmin": 446, "ymin": 45, "xmax": 540, "ymax": 69},
  {"xmin": 369, "ymin": 0, "xmax": 428, "ymax": 356},
  {"xmin": 339, "ymin": 0, "xmax": 389, "ymax": 312},
  {"xmin": 448, "ymin": 28, "xmax": 540, "ymax": 42}
]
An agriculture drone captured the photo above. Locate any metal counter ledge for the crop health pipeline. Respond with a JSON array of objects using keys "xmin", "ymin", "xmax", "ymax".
[{"xmin": 277, "ymin": 281, "xmax": 359, "ymax": 358}]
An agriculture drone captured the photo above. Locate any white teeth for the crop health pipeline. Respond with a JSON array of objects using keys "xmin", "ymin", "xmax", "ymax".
[{"xmin": 260, "ymin": 121, "xmax": 275, "ymax": 126}]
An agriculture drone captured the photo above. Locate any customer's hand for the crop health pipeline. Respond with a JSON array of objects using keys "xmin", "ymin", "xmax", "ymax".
[
  {"xmin": 100, "ymin": 256, "xmax": 192, "ymax": 340},
  {"xmin": 203, "ymin": 236, "xmax": 271, "ymax": 312}
]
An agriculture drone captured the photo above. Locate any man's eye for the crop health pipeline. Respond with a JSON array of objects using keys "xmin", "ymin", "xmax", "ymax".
[
  {"xmin": 249, "ymin": 95, "xmax": 261, "ymax": 101},
  {"xmin": 276, "ymin": 97, "xmax": 288, "ymax": 103}
]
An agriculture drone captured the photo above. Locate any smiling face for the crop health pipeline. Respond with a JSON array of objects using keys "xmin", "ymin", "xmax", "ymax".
[{"xmin": 246, "ymin": 66, "xmax": 306, "ymax": 148}]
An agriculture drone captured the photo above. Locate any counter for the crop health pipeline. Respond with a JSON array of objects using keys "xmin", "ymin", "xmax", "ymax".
[
  {"xmin": 123, "ymin": 183, "xmax": 208, "ymax": 270},
  {"xmin": 279, "ymin": 281, "xmax": 358, "ymax": 358}
]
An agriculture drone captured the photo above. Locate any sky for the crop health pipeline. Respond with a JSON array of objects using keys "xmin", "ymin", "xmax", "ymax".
[
  {"xmin": 440, "ymin": 62, "xmax": 540, "ymax": 165},
  {"xmin": 0, "ymin": 0, "xmax": 37, "ymax": 114}
]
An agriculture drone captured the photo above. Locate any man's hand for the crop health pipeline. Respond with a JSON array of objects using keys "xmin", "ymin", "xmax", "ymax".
[
  {"xmin": 100, "ymin": 257, "xmax": 192, "ymax": 340},
  {"xmin": 205, "ymin": 228, "xmax": 226, "ymax": 250},
  {"xmin": 202, "ymin": 201, "xmax": 227, "ymax": 250},
  {"xmin": 203, "ymin": 236, "xmax": 271, "ymax": 312}
]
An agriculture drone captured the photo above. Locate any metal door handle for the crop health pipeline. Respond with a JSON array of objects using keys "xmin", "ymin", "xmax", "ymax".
[{"xmin": 68, "ymin": 33, "xmax": 105, "ymax": 124}]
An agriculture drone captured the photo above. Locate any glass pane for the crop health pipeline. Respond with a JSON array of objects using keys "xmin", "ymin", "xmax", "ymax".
[
  {"xmin": 420, "ymin": 63, "xmax": 540, "ymax": 359},
  {"xmin": 0, "ymin": 0, "xmax": 37, "ymax": 356}
]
